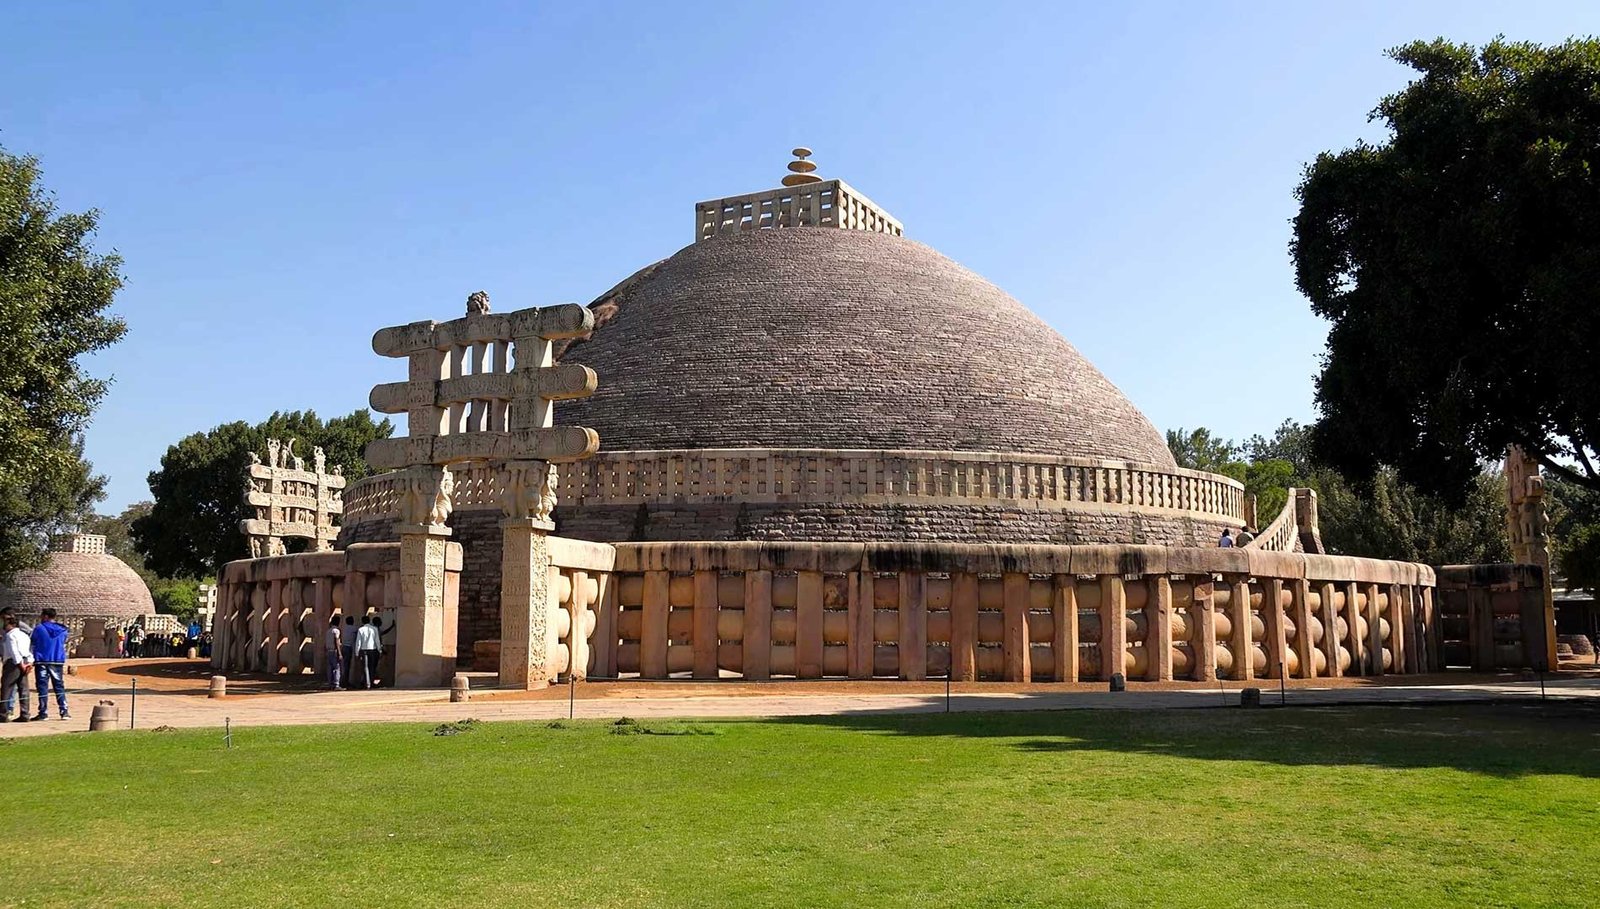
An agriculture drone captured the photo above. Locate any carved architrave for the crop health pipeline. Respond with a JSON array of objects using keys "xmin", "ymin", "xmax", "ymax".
[{"xmin": 240, "ymin": 437, "xmax": 347, "ymax": 558}]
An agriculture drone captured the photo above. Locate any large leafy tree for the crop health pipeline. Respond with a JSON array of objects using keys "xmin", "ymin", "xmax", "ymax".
[
  {"xmin": 1546, "ymin": 476, "xmax": 1600, "ymax": 591},
  {"xmin": 1167, "ymin": 426, "xmax": 1295, "ymax": 526},
  {"xmin": 1293, "ymin": 38, "xmax": 1600, "ymax": 497},
  {"xmin": 0, "ymin": 148, "xmax": 126, "ymax": 581},
  {"xmin": 131, "ymin": 410, "xmax": 392, "ymax": 578},
  {"xmin": 84, "ymin": 500, "xmax": 151, "ymax": 574},
  {"xmin": 1169, "ymin": 420, "xmax": 1511, "ymax": 565}
]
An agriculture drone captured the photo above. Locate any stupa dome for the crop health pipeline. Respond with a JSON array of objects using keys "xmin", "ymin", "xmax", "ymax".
[
  {"xmin": 0, "ymin": 534, "xmax": 154, "ymax": 622},
  {"xmin": 558, "ymin": 226, "xmax": 1176, "ymax": 469}
]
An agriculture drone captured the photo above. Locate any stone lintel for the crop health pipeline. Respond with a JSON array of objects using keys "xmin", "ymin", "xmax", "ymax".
[
  {"xmin": 245, "ymin": 491, "xmax": 344, "ymax": 511},
  {"xmin": 367, "ymin": 363, "xmax": 597, "ymax": 414},
  {"xmin": 372, "ymin": 304, "xmax": 594, "ymax": 357},
  {"xmin": 366, "ymin": 427, "xmax": 599, "ymax": 470},
  {"xmin": 239, "ymin": 519, "xmax": 339, "ymax": 539},
  {"xmin": 247, "ymin": 463, "xmax": 347, "ymax": 489}
]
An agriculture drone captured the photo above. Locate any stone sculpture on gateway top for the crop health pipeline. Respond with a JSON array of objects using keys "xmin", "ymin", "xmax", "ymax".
[{"xmin": 241, "ymin": 437, "xmax": 345, "ymax": 558}]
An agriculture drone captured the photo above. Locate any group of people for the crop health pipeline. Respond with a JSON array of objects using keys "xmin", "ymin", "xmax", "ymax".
[
  {"xmin": 118, "ymin": 622, "xmax": 211, "ymax": 659},
  {"xmin": 0, "ymin": 607, "xmax": 70, "ymax": 723},
  {"xmin": 1218, "ymin": 527, "xmax": 1257, "ymax": 548},
  {"xmin": 323, "ymin": 614, "xmax": 389, "ymax": 690}
]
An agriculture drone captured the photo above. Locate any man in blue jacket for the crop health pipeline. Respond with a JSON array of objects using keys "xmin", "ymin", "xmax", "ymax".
[{"xmin": 29, "ymin": 608, "xmax": 69, "ymax": 720}]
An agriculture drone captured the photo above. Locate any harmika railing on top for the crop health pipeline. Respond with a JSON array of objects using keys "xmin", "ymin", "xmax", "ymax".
[{"xmin": 341, "ymin": 450, "xmax": 1249, "ymax": 528}]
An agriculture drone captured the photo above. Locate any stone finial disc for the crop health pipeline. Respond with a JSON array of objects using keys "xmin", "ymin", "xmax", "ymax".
[
  {"xmin": 787, "ymin": 160, "xmax": 818, "ymax": 174},
  {"xmin": 791, "ymin": 146, "xmax": 813, "ymax": 158},
  {"xmin": 782, "ymin": 173, "xmax": 823, "ymax": 186}
]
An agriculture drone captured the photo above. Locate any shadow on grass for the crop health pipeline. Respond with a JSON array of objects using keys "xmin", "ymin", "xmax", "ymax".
[{"xmin": 771, "ymin": 700, "xmax": 1600, "ymax": 778}]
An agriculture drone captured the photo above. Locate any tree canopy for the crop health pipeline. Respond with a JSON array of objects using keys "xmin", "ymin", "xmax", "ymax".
[
  {"xmin": 1546, "ymin": 476, "xmax": 1600, "ymax": 592},
  {"xmin": 1292, "ymin": 38, "xmax": 1600, "ymax": 497},
  {"xmin": 131, "ymin": 410, "xmax": 392, "ymax": 578},
  {"xmin": 0, "ymin": 147, "xmax": 126, "ymax": 581},
  {"xmin": 1169, "ymin": 420, "xmax": 1510, "ymax": 566}
]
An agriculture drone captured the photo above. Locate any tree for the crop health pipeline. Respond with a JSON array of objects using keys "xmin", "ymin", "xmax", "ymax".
[
  {"xmin": 1546, "ymin": 476, "xmax": 1600, "ymax": 591},
  {"xmin": 83, "ymin": 501, "xmax": 152, "ymax": 574},
  {"xmin": 1166, "ymin": 427, "xmax": 1239, "ymax": 474},
  {"xmin": 1166, "ymin": 427, "xmax": 1289, "ymax": 524},
  {"xmin": 1315, "ymin": 468, "xmax": 1511, "ymax": 566},
  {"xmin": 1169, "ymin": 419, "xmax": 1511, "ymax": 565},
  {"xmin": 1292, "ymin": 38, "xmax": 1600, "ymax": 498},
  {"xmin": 0, "ymin": 148, "xmax": 126, "ymax": 581},
  {"xmin": 131, "ymin": 410, "xmax": 392, "ymax": 578},
  {"xmin": 148, "ymin": 577, "xmax": 200, "ymax": 623}
]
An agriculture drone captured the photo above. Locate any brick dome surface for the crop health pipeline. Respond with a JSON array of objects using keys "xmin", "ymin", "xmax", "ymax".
[
  {"xmin": 0, "ymin": 552, "xmax": 155, "ymax": 621},
  {"xmin": 558, "ymin": 227, "xmax": 1177, "ymax": 468}
]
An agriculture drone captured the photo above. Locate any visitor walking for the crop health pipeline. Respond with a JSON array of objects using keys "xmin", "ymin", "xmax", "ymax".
[
  {"xmin": 1, "ymin": 615, "xmax": 34, "ymax": 722},
  {"xmin": 29, "ymin": 607, "xmax": 69, "ymax": 720},
  {"xmin": 1218, "ymin": 529, "xmax": 1234, "ymax": 548},
  {"xmin": 126, "ymin": 623, "xmax": 144, "ymax": 659},
  {"xmin": 356, "ymin": 616, "xmax": 382, "ymax": 689},
  {"xmin": 325, "ymin": 616, "xmax": 343, "ymax": 690},
  {"xmin": 1235, "ymin": 527, "xmax": 1256, "ymax": 547},
  {"xmin": 340, "ymin": 615, "xmax": 357, "ymax": 688}
]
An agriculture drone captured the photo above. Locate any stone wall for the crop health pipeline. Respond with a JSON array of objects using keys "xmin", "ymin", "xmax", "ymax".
[
  {"xmin": 340, "ymin": 498, "xmax": 1235, "ymax": 663},
  {"xmin": 601, "ymin": 541, "xmax": 1439, "ymax": 683},
  {"xmin": 556, "ymin": 501, "xmax": 1233, "ymax": 548}
]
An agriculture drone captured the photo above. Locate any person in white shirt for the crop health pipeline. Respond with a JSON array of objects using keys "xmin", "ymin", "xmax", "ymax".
[
  {"xmin": 1, "ymin": 615, "xmax": 34, "ymax": 722},
  {"xmin": 355, "ymin": 616, "xmax": 382, "ymax": 689},
  {"xmin": 324, "ymin": 618, "xmax": 343, "ymax": 690}
]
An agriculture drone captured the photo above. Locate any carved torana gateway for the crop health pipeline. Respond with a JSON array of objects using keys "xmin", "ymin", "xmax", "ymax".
[
  {"xmin": 364, "ymin": 291, "xmax": 601, "ymax": 688},
  {"xmin": 241, "ymin": 438, "xmax": 345, "ymax": 558}
]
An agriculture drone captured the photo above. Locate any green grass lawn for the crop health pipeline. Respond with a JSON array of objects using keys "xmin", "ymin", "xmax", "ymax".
[{"xmin": 7, "ymin": 702, "xmax": 1598, "ymax": 908}]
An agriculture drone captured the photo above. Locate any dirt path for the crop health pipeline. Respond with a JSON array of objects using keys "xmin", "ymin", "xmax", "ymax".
[{"xmin": 3, "ymin": 659, "xmax": 1595, "ymax": 739}]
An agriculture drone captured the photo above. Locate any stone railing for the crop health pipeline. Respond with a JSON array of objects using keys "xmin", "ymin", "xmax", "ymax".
[
  {"xmin": 548, "ymin": 537, "xmax": 617, "ymax": 680},
  {"xmin": 341, "ymin": 473, "xmax": 408, "ymax": 524},
  {"xmin": 342, "ymin": 449, "xmax": 1249, "ymax": 528},
  {"xmin": 695, "ymin": 179, "xmax": 903, "ymax": 242},
  {"xmin": 1244, "ymin": 489, "xmax": 1300, "ymax": 552},
  {"xmin": 212, "ymin": 542, "xmax": 463, "ymax": 684},
  {"xmin": 584, "ymin": 542, "xmax": 1435, "ymax": 684},
  {"xmin": 1435, "ymin": 563, "xmax": 1554, "ymax": 671}
]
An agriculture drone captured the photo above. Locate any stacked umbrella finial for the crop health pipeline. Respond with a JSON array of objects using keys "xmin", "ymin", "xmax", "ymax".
[{"xmin": 781, "ymin": 147, "xmax": 822, "ymax": 187}]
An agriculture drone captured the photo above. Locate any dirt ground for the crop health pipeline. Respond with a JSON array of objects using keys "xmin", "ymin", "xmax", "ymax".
[{"xmin": 73, "ymin": 658, "xmax": 1599, "ymax": 702}]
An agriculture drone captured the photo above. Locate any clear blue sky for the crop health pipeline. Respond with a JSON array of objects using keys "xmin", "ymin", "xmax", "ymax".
[{"xmin": 4, "ymin": 2, "xmax": 1595, "ymax": 511}]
